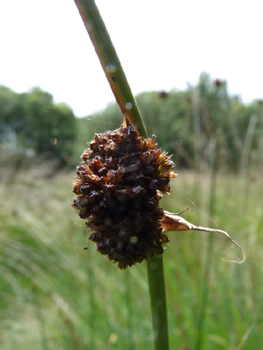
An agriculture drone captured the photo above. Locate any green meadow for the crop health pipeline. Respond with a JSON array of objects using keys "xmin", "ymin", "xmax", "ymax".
[{"xmin": 1, "ymin": 166, "xmax": 262, "ymax": 349}]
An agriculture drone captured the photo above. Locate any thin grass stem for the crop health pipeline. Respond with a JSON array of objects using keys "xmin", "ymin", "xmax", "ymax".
[
  {"xmin": 194, "ymin": 140, "xmax": 217, "ymax": 350},
  {"xmin": 74, "ymin": 0, "xmax": 147, "ymax": 136},
  {"xmin": 73, "ymin": 1, "xmax": 169, "ymax": 349},
  {"xmin": 147, "ymin": 256, "xmax": 169, "ymax": 350}
]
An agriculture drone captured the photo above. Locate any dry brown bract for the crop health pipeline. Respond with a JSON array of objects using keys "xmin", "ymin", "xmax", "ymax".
[{"xmin": 161, "ymin": 209, "xmax": 246, "ymax": 264}]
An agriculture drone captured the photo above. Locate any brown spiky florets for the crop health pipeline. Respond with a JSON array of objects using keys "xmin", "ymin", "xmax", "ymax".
[{"xmin": 72, "ymin": 124, "xmax": 176, "ymax": 269}]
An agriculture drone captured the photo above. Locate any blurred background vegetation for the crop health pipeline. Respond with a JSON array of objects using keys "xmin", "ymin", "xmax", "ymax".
[
  {"xmin": 1, "ymin": 72, "xmax": 263, "ymax": 349},
  {"xmin": 1, "ymin": 72, "xmax": 263, "ymax": 174}
]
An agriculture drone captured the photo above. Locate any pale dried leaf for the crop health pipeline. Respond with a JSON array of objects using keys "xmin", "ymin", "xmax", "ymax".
[{"xmin": 161, "ymin": 210, "xmax": 246, "ymax": 264}]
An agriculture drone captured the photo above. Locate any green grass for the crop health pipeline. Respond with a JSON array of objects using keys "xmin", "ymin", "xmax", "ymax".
[{"xmin": 1, "ymin": 167, "xmax": 263, "ymax": 349}]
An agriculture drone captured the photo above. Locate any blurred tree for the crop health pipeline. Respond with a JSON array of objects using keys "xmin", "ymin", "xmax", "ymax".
[
  {"xmin": 77, "ymin": 72, "xmax": 263, "ymax": 172},
  {"xmin": 0, "ymin": 86, "xmax": 78, "ymax": 167},
  {"xmin": 2, "ymin": 73, "xmax": 262, "ymax": 173}
]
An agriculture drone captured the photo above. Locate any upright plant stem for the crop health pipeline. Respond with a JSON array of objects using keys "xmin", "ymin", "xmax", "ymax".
[
  {"xmin": 194, "ymin": 141, "xmax": 217, "ymax": 350},
  {"xmin": 147, "ymin": 256, "xmax": 169, "ymax": 350},
  {"xmin": 74, "ymin": 0, "xmax": 147, "ymax": 136},
  {"xmin": 192, "ymin": 83, "xmax": 201, "ymax": 208},
  {"xmin": 74, "ymin": 1, "xmax": 169, "ymax": 349}
]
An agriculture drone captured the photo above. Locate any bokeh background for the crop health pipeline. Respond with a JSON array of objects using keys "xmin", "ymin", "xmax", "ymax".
[{"xmin": 1, "ymin": 1, "xmax": 263, "ymax": 349}]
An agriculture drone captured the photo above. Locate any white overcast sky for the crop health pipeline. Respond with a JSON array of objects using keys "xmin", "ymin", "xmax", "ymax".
[{"xmin": 0, "ymin": 0, "xmax": 262, "ymax": 117}]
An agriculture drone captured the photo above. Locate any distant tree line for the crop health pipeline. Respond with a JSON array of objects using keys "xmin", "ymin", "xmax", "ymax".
[
  {"xmin": 0, "ymin": 86, "xmax": 77, "ymax": 169},
  {"xmin": 1, "ymin": 73, "xmax": 263, "ymax": 173},
  {"xmin": 80, "ymin": 72, "xmax": 263, "ymax": 173}
]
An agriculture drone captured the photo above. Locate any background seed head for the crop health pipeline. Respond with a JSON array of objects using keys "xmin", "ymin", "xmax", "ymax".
[{"xmin": 72, "ymin": 124, "xmax": 176, "ymax": 269}]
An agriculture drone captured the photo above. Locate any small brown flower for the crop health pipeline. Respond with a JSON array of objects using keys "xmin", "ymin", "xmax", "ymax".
[{"xmin": 72, "ymin": 124, "xmax": 176, "ymax": 269}]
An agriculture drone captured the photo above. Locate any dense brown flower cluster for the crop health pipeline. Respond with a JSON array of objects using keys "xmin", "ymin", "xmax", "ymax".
[{"xmin": 72, "ymin": 124, "xmax": 176, "ymax": 269}]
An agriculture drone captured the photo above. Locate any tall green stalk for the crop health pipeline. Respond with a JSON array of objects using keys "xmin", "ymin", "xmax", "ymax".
[
  {"xmin": 74, "ymin": 0, "xmax": 147, "ymax": 136},
  {"xmin": 194, "ymin": 141, "xmax": 217, "ymax": 350},
  {"xmin": 74, "ymin": 1, "xmax": 169, "ymax": 349},
  {"xmin": 147, "ymin": 256, "xmax": 169, "ymax": 350}
]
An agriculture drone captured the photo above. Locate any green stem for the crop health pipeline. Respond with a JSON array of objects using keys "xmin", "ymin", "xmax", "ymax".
[
  {"xmin": 147, "ymin": 256, "xmax": 169, "ymax": 350},
  {"xmin": 194, "ymin": 140, "xmax": 217, "ymax": 350},
  {"xmin": 74, "ymin": 1, "xmax": 169, "ymax": 349},
  {"xmin": 74, "ymin": 0, "xmax": 147, "ymax": 136}
]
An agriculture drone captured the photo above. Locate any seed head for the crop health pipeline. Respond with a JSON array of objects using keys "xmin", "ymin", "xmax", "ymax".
[{"xmin": 72, "ymin": 124, "xmax": 176, "ymax": 269}]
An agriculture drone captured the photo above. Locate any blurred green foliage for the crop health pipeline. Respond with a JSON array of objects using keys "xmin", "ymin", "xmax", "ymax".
[
  {"xmin": 1, "ymin": 73, "xmax": 263, "ymax": 173},
  {"xmin": 0, "ymin": 86, "xmax": 78, "ymax": 168},
  {"xmin": 1, "ymin": 169, "xmax": 262, "ymax": 350},
  {"xmin": 82, "ymin": 73, "xmax": 263, "ymax": 173}
]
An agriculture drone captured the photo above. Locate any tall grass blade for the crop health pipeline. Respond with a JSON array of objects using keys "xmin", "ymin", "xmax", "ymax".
[
  {"xmin": 195, "ymin": 141, "xmax": 217, "ymax": 350},
  {"xmin": 73, "ymin": 1, "xmax": 169, "ymax": 349},
  {"xmin": 74, "ymin": 0, "xmax": 147, "ymax": 136},
  {"xmin": 147, "ymin": 256, "xmax": 169, "ymax": 350}
]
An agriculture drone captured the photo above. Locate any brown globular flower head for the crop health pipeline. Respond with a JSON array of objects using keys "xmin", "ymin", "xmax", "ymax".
[{"xmin": 72, "ymin": 124, "xmax": 176, "ymax": 269}]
